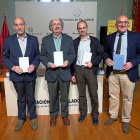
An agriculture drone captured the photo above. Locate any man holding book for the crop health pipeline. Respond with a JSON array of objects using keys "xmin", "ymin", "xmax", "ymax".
[
  {"xmin": 40, "ymin": 19, "xmax": 75, "ymax": 127},
  {"xmin": 103, "ymin": 15, "xmax": 140, "ymax": 134},
  {"xmin": 71, "ymin": 21, "xmax": 103, "ymax": 125}
]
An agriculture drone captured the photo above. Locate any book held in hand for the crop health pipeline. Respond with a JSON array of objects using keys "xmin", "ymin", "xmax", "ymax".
[
  {"xmin": 53, "ymin": 51, "xmax": 63, "ymax": 66},
  {"xmin": 113, "ymin": 54, "xmax": 124, "ymax": 70},
  {"xmin": 19, "ymin": 57, "xmax": 29, "ymax": 73},
  {"xmin": 82, "ymin": 52, "xmax": 92, "ymax": 66}
]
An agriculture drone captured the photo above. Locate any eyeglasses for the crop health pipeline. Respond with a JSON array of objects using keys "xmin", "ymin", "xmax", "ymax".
[
  {"xmin": 52, "ymin": 23, "xmax": 61, "ymax": 27},
  {"xmin": 14, "ymin": 24, "xmax": 25, "ymax": 27},
  {"xmin": 117, "ymin": 21, "xmax": 129, "ymax": 25}
]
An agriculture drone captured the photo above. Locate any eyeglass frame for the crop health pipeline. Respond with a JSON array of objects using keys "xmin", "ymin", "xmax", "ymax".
[{"xmin": 117, "ymin": 21, "xmax": 129, "ymax": 25}]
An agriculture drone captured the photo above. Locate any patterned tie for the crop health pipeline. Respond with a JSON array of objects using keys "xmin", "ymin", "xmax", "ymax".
[{"xmin": 116, "ymin": 33, "xmax": 123, "ymax": 54}]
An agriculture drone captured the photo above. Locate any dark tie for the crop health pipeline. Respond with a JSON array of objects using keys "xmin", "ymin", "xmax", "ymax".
[{"xmin": 116, "ymin": 33, "xmax": 123, "ymax": 54}]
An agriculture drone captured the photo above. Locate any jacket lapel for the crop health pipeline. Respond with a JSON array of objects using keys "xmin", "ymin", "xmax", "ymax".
[
  {"xmin": 60, "ymin": 33, "xmax": 66, "ymax": 51},
  {"xmin": 50, "ymin": 34, "xmax": 56, "ymax": 52},
  {"xmin": 127, "ymin": 30, "xmax": 132, "ymax": 61},
  {"xmin": 110, "ymin": 32, "xmax": 116, "ymax": 56},
  {"xmin": 24, "ymin": 34, "xmax": 32, "ymax": 57},
  {"xmin": 76, "ymin": 37, "xmax": 80, "ymax": 53},
  {"xmin": 12, "ymin": 34, "xmax": 23, "ymax": 57}
]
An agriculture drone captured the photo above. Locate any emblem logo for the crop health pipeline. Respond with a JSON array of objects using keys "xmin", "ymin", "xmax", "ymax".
[
  {"xmin": 28, "ymin": 27, "xmax": 33, "ymax": 32},
  {"xmin": 73, "ymin": 9, "xmax": 81, "ymax": 17}
]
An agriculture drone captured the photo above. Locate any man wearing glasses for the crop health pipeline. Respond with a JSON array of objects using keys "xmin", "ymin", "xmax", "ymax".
[
  {"xmin": 103, "ymin": 15, "xmax": 140, "ymax": 134},
  {"xmin": 2, "ymin": 17, "xmax": 40, "ymax": 131},
  {"xmin": 40, "ymin": 19, "xmax": 75, "ymax": 127}
]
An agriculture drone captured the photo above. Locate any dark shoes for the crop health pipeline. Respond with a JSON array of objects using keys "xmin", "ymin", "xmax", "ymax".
[
  {"xmin": 122, "ymin": 122, "xmax": 130, "ymax": 134},
  {"xmin": 31, "ymin": 118, "xmax": 38, "ymax": 130},
  {"xmin": 78, "ymin": 115, "xmax": 86, "ymax": 123},
  {"xmin": 78, "ymin": 115, "xmax": 99, "ymax": 125},
  {"xmin": 93, "ymin": 117, "xmax": 99, "ymax": 126},
  {"xmin": 63, "ymin": 117, "xmax": 70, "ymax": 126},
  {"xmin": 104, "ymin": 117, "xmax": 118, "ymax": 125},
  {"xmin": 50, "ymin": 118, "xmax": 56, "ymax": 127},
  {"xmin": 14, "ymin": 120, "xmax": 25, "ymax": 131}
]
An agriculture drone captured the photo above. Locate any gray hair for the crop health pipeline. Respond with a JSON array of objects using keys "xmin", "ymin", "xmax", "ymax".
[
  {"xmin": 49, "ymin": 19, "xmax": 64, "ymax": 31},
  {"xmin": 13, "ymin": 17, "xmax": 25, "ymax": 25}
]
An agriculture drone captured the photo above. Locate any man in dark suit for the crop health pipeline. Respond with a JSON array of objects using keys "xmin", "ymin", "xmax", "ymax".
[
  {"xmin": 40, "ymin": 19, "xmax": 75, "ymax": 126},
  {"xmin": 2, "ymin": 17, "xmax": 40, "ymax": 131},
  {"xmin": 71, "ymin": 21, "xmax": 102, "ymax": 125},
  {"xmin": 103, "ymin": 15, "xmax": 140, "ymax": 134}
]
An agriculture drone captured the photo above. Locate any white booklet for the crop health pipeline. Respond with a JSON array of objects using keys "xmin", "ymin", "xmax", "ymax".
[
  {"xmin": 82, "ymin": 52, "xmax": 92, "ymax": 65},
  {"xmin": 53, "ymin": 51, "xmax": 63, "ymax": 66},
  {"xmin": 19, "ymin": 57, "xmax": 29, "ymax": 73}
]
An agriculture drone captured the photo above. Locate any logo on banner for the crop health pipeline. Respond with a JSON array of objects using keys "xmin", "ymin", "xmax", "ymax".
[
  {"xmin": 27, "ymin": 27, "xmax": 41, "ymax": 35},
  {"xmin": 28, "ymin": 27, "xmax": 33, "ymax": 32},
  {"xmin": 73, "ymin": 9, "xmax": 81, "ymax": 17}
]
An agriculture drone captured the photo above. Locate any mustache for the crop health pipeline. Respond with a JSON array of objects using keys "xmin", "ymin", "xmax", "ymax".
[
  {"xmin": 17, "ymin": 29, "xmax": 22, "ymax": 31},
  {"xmin": 55, "ymin": 27, "xmax": 60, "ymax": 30}
]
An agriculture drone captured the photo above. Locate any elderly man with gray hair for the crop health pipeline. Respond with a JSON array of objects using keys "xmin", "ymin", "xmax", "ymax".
[{"xmin": 40, "ymin": 19, "xmax": 75, "ymax": 126}]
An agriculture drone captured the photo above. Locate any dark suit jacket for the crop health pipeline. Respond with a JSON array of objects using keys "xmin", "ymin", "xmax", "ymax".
[
  {"xmin": 2, "ymin": 34, "xmax": 40, "ymax": 82},
  {"xmin": 103, "ymin": 30, "xmax": 140, "ymax": 83},
  {"xmin": 71, "ymin": 35, "xmax": 103, "ymax": 76},
  {"xmin": 40, "ymin": 33, "xmax": 76, "ymax": 82}
]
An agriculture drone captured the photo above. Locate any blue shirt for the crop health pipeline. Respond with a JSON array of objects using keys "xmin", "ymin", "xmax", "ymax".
[{"xmin": 113, "ymin": 31, "xmax": 127, "ymax": 63}]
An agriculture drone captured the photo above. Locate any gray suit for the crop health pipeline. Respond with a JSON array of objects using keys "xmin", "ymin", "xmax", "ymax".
[{"xmin": 40, "ymin": 33, "xmax": 75, "ymax": 118}]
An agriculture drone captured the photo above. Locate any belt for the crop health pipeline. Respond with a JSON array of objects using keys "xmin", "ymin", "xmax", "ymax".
[
  {"xmin": 113, "ymin": 70, "xmax": 127, "ymax": 74},
  {"xmin": 76, "ymin": 65, "xmax": 85, "ymax": 67}
]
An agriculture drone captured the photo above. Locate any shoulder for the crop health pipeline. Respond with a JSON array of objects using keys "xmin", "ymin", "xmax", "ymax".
[
  {"xmin": 27, "ymin": 33, "xmax": 38, "ymax": 40},
  {"xmin": 127, "ymin": 30, "xmax": 140, "ymax": 37},
  {"xmin": 105, "ymin": 32, "xmax": 117, "ymax": 42},
  {"xmin": 62, "ymin": 33, "xmax": 72, "ymax": 40},
  {"xmin": 73, "ymin": 37, "xmax": 80, "ymax": 43},
  {"xmin": 107, "ymin": 32, "xmax": 116, "ymax": 38},
  {"xmin": 89, "ymin": 35, "xmax": 99, "ymax": 42},
  {"xmin": 42, "ymin": 34, "xmax": 52, "ymax": 41},
  {"xmin": 5, "ymin": 34, "xmax": 15, "ymax": 40},
  {"xmin": 4, "ymin": 34, "xmax": 16, "ymax": 44}
]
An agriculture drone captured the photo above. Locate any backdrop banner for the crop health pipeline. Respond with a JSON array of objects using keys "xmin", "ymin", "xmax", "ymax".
[{"xmin": 15, "ymin": 2, "xmax": 97, "ymax": 67}]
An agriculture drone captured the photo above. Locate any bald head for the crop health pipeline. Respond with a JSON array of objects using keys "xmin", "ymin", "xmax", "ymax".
[
  {"xmin": 116, "ymin": 15, "xmax": 128, "ymax": 23},
  {"xmin": 115, "ymin": 15, "xmax": 129, "ymax": 33}
]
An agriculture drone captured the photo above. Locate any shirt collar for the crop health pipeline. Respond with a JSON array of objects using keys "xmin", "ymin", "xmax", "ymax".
[
  {"xmin": 53, "ymin": 33, "xmax": 62, "ymax": 39},
  {"xmin": 80, "ymin": 35, "xmax": 90, "ymax": 41},
  {"xmin": 117, "ymin": 30, "xmax": 127, "ymax": 36},
  {"xmin": 17, "ymin": 33, "xmax": 27, "ymax": 39}
]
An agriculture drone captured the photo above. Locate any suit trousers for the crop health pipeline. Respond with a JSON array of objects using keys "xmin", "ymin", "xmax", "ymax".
[
  {"xmin": 13, "ymin": 76, "xmax": 37, "ymax": 121},
  {"xmin": 47, "ymin": 69, "xmax": 70, "ymax": 118},
  {"xmin": 108, "ymin": 72, "xmax": 135, "ymax": 122},
  {"xmin": 76, "ymin": 65, "xmax": 99, "ymax": 117}
]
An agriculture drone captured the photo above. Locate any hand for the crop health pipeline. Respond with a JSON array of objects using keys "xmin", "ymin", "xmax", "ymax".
[
  {"xmin": 85, "ymin": 61, "xmax": 92, "ymax": 68},
  {"xmin": 61, "ymin": 61, "xmax": 68, "ymax": 67},
  {"xmin": 123, "ymin": 62, "xmax": 133, "ymax": 71},
  {"xmin": 106, "ymin": 59, "xmax": 114, "ymax": 67},
  {"xmin": 27, "ymin": 64, "xmax": 35, "ymax": 73},
  {"xmin": 71, "ymin": 76, "xmax": 76, "ymax": 83},
  {"xmin": 12, "ymin": 66, "xmax": 23, "ymax": 74},
  {"xmin": 50, "ymin": 63, "xmax": 58, "ymax": 69}
]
